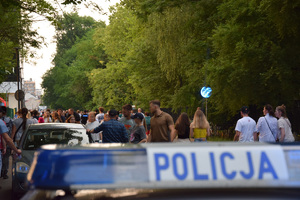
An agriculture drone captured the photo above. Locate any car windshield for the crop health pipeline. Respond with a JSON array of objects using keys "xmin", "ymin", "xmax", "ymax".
[{"xmin": 22, "ymin": 128, "xmax": 89, "ymax": 150}]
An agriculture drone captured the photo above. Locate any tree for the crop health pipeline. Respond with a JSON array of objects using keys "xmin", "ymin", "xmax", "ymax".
[
  {"xmin": 89, "ymin": 4, "xmax": 137, "ymax": 109},
  {"xmin": 207, "ymin": 0, "xmax": 300, "ymax": 119},
  {"xmin": 0, "ymin": 0, "xmax": 56, "ymax": 83},
  {"xmin": 42, "ymin": 13, "xmax": 107, "ymax": 110}
]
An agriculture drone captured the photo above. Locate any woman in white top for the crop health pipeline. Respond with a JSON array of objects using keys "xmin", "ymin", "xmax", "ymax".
[
  {"xmin": 43, "ymin": 111, "xmax": 52, "ymax": 123},
  {"xmin": 85, "ymin": 112, "xmax": 101, "ymax": 142},
  {"xmin": 256, "ymin": 104, "xmax": 278, "ymax": 142},
  {"xmin": 275, "ymin": 105, "xmax": 295, "ymax": 142}
]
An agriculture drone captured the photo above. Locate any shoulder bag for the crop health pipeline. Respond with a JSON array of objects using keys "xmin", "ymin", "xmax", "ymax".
[{"xmin": 264, "ymin": 117, "xmax": 277, "ymax": 141}]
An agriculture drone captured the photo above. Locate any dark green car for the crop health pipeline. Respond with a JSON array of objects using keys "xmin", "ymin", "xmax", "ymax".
[{"xmin": 11, "ymin": 123, "xmax": 90, "ymax": 200}]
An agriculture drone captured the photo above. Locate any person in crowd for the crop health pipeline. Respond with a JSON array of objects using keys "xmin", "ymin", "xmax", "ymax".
[
  {"xmin": 31, "ymin": 110, "xmax": 39, "ymax": 121},
  {"xmin": 65, "ymin": 110, "xmax": 70, "ymax": 118},
  {"xmin": 190, "ymin": 110, "xmax": 210, "ymax": 142},
  {"xmin": 118, "ymin": 110, "xmax": 123, "ymax": 118},
  {"xmin": 66, "ymin": 115, "xmax": 76, "ymax": 123},
  {"xmin": 0, "ymin": 130, "xmax": 5, "ymax": 178},
  {"xmin": 77, "ymin": 110, "xmax": 81, "ymax": 117},
  {"xmin": 11, "ymin": 108, "xmax": 36, "ymax": 147},
  {"xmin": 15, "ymin": 109, "xmax": 22, "ymax": 119},
  {"xmin": 52, "ymin": 112, "xmax": 61, "ymax": 123},
  {"xmin": 14, "ymin": 110, "xmax": 19, "ymax": 120},
  {"xmin": 27, "ymin": 112, "xmax": 38, "ymax": 124},
  {"xmin": 0, "ymin": 108, "xmax": 22, "ymax": 175},
  {"xmin": 130, "ymin": 113, "xmax": 147, "ymax": 144},
  {"xmin": 38, "ymin": 116, "xmax": 44, "ymax": 123},
  {"xmin": 103, "ymin": 113, "xmax": 110, "ymax": 123},
  {"xmin": 138, "ymin": 108, "xmax": 145, "ymax": 117},
  {"xmin": 81, "ymin": 110, "xmax": 89, "ymax": 125},
  {"xmin": 175, "ymin": 113, "xmax": 191, "ymax": 143},
  {"xmin": 96, "ymin": 107, "xmax": 105, "ymax": 122},
  {"xmin": 43, "ymin": 110, "xmax": 52, "ymax": 123},
  {"xmin": 119, "ymin": 104, "xmax": 136, "ymax": 139},
  {"xmin": 57, "ymin": 108, "xmax": 66, "ymax": 123},
  {"xmin": 0, "ymin": 106, "xmax": 13, "ymax": 179},
  {"xmin": 275, "ymin": 105, "xmax": 295, "ymax": 142},
  {"xmin": 255, "ymin": 104, "xmax": 278, "ymax": 142},
  {"xmin": 144, "ymin": 112, "xmax": 151, "ymax": 136},
  {"xmin": 68, "ymin": 108, "xmax": 80, "ymax": 123},
  {"xmin": 86, "ymin": 112, "xmax": 101, "ymax": 142},
  {"xmin": 46, "ymin": 109, "xmax": 52, "ymax": 119},
  {"xmin": 88, "ymin": 110, "xmax": 128, "ymax": 143},
  {"xmin": 233, "ymin": 106, "xmax": 256, "ymax": 142},
  {"xmin": 147, "ymin": 100, "xmax": 176, "ymax": 142}
]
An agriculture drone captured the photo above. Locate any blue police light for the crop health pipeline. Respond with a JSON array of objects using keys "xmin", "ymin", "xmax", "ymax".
[
  {"xmin": 26, "ymin": 143, "xmax": 300, "ymax": 191},
  {"xmin": 200, "ymin": 87, "xmax": 212, "ymax": 98},
  {"xmin": 27, "ymin": 144, "xmax": 148, "ymax": 190}
]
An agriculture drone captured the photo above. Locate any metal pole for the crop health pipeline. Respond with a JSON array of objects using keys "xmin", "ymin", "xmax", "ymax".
[
  {"xmin": 15, "ymin": 47, "xmax": 20, "ymax": 110},
  {"xmin": 206, "ymin": 98, "xmax": 208, "ymax": 120},
  {"xmin": 6, "ymin": 90, "xmax": 8, "ymax": 107}
]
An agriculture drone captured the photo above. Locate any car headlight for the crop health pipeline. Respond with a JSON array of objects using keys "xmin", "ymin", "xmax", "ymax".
[{"xmin": 16, "ymin": 162, "xmax": 30, "ymax": 173}]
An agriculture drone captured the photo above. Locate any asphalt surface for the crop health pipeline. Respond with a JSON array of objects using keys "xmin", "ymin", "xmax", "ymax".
[{"xmin": 0, "ymin": 156, "xmax": 12, "ymax": 200}]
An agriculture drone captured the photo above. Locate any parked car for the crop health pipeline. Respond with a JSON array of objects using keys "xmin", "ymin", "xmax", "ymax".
[{"xmin": 12, "ymin": 123, "xmax": 90, "ymax": 200}]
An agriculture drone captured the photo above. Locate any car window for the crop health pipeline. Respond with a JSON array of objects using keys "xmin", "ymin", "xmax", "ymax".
[{"xmin": 22, "ymin": 129, "xmax": 89, "ymax": 150}]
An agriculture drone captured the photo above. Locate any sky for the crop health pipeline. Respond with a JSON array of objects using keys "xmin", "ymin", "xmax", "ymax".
[{"xmin": 23, "ymin": 0, "xmax": 120, "ymax": 90}]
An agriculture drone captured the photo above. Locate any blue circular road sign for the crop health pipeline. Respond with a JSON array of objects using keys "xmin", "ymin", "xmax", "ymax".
[{"xmin": 201, "ymin": 87, "xmax": 212, "ymax": 98}]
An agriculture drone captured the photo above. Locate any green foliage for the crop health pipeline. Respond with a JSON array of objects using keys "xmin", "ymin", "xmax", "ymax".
[
  {"xmin": 42, "ymin": 13, "xmax": 107, "ymax": 110},
  {"xmin": 207, "ymin": 0, "xmax": 300, "ymax": 119},
  {"xmin": 0, "ymin": 0, "xmax": 57, "ymax": 83},
  {"xmin": 89, "ymin": 4, "xmax": 136, "ymax": 109},
  {"xmin": 41, "ymin": 0, "xmax": 300, "ymax": 129}
]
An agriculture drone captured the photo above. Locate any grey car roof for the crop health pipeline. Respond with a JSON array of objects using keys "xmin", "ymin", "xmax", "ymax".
[{"xmin": 28, "ymin": 123, "xmax": 85, "ymax": 129}]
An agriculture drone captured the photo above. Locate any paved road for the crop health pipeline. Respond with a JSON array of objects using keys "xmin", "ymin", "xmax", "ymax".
[{"xmin": 0, "ymin": 156, "xmax": 12, "ymax": 200}]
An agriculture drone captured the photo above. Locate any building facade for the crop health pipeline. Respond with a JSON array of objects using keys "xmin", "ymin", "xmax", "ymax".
[{"xmin": 24, "ymin": 78, "xmax": 36, "ymax": 96}]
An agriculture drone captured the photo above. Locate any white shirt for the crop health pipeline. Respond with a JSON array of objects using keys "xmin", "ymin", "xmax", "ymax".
[
  {"xmin": 235, "ymin": 116, "xmax": 256, "ymax": 142},
  {"xmin": 256, "ymin": 113, "xmax": 277, "ymax": 142},
  {"xmin": 96, "ymin": 113, "xmax": 104, "ymax": 122},
  {"xmin": 44, "ymin": 117, "xmax": 52, "ymax": 123},
  {"xmin": 86, "ymin": 121, "xmax": 100, "ymax": 142},
  {"xmin": 278, "ymin": 117, "xmax": 295, "ymax": 142}
]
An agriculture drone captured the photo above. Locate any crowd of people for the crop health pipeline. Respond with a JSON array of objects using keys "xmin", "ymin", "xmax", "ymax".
[
  {"xmin": 234, "ymin": 104, "xmax": 295, "ymax": 142},
  {"xmin": 0, "ymin": 101, "xmax": 296, "ymax": 180}
]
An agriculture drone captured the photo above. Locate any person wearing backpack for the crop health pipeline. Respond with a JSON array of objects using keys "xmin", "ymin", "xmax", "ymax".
[{"xmin": 11, "ymin": 108, "xmax": 35, "ymax": 147}]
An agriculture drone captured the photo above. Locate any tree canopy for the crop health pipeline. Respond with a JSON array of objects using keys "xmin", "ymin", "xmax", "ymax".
[
  {"xmin": 0, "ymin": 0, "xmax": 57, "ymax": 83},
  {"xmin": 41, "ymin": 0, "xmax": 300, "ymax": 130}
]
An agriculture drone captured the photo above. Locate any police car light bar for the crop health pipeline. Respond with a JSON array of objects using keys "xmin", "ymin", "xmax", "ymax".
[{"xmin": 27, "ymin": 143, "xmax": 300, "ymax": 190}]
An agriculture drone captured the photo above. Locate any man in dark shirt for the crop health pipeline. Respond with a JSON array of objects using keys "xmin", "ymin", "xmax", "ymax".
[
  {"xmin": 81, "ymin": 110, "xmax": 88, "ymax": 125},
  {"xmin": 88, "ymin": 110, "xmax": 128, "ymax": 143},
  {"xmin": 57, "ymin": 108, "xmax": 66, "ymax": 123},
  {"xmin": 68, "ymin": 108, "xmax": 80, "ymax": 123}
]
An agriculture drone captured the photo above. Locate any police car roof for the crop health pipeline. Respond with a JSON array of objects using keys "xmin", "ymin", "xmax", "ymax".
[{"xmin": 28, "ymin": 123, "xmax": 85, "ymax": 130}]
